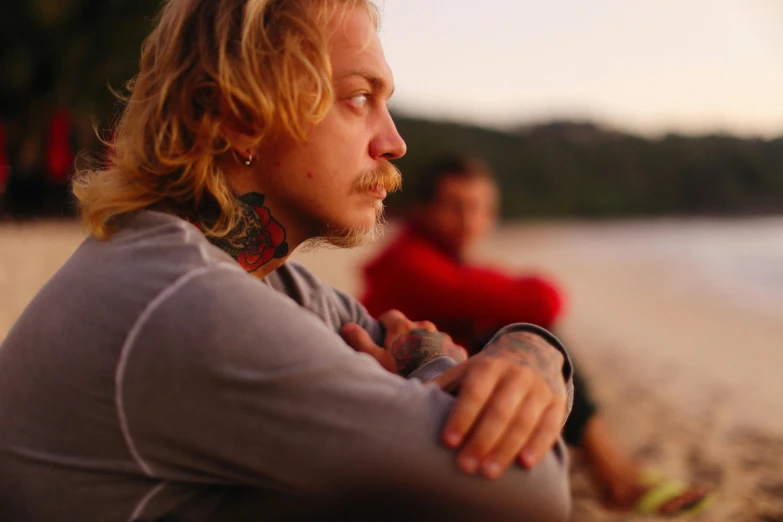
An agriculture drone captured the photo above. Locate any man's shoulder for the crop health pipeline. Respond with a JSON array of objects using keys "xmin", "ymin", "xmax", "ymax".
[
  {"xmin": 126, "ymin": 258, "xmax": 354, "ymax": 371},
  {"xmin": 70, "ymin": 210, "xmax": 241, "ymax": 289},
  {"xmin": 29, "ymin": 210, "xmax": 249, "ymax": 332},
  {"xmin": 106, "ymin": 210, "xmax": 236, "ymax": 268}
]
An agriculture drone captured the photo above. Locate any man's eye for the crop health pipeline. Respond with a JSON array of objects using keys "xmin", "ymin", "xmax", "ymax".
[{"xmin": 348, "ymin": 94, "xmax": 368, "ymax": 109}]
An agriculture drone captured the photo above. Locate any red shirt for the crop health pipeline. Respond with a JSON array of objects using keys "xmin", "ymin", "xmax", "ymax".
[{"xmin": 361, "ymin": 226, "xmax": 564, "ymax": 352}]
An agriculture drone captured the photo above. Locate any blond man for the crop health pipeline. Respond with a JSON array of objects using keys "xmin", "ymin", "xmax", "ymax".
[{"xmin": 0, "ymin": 1, "xmax": 574, "ymax": 520}]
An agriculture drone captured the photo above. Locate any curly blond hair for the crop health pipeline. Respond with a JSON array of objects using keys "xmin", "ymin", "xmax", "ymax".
[{"xmin": 73, "ymin": 0, "xmax": 379, "ymax": 239}]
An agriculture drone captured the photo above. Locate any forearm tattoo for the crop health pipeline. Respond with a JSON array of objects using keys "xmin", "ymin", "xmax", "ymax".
[
  {"xmin": 196, "ymin": 192, "xmax": 289, "ymax": 272},
  {"xmin": 483, "ymin": 332, "xmax": 564, "ymax": 393},
  {"xmin": 390, "ymin": 329, "xmax": 465, "ymax": 377}
]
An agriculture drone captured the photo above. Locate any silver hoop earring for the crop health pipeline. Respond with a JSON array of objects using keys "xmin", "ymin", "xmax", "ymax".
[{"xmin": 244, "ymin": 152, "xmax": 253, "ymax": 167}]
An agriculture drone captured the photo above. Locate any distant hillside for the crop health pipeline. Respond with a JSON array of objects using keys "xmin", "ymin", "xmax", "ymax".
[{"xmin": 388, "ymin": 115, "xmax": 783, "ymax": 219}]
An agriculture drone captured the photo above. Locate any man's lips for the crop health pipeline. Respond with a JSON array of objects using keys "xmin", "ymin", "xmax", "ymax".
[{"xmin": 367, "ymin": 185, "xmax": 387, "ymax": 199}]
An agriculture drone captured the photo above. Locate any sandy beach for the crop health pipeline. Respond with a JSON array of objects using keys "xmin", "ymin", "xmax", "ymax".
[{"xmin": 2, "ymin": 218, "xmax": 782, "ymax": 521}]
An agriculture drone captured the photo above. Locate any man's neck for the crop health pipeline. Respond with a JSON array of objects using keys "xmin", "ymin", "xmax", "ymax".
[{"xmin": 197, "ymin": 192, "xmax": 294, "ymax": 279}]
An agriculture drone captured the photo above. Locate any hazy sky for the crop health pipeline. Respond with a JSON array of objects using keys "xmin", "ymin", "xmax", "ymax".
[{"xmin": 377, "ymin": 0, "xmax": 783, "ymax": 137}]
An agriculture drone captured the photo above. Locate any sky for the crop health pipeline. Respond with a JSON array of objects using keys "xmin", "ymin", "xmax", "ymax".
[{"xmin": 377, "ymin": 0, "xmax": 783, "ymax": 138}]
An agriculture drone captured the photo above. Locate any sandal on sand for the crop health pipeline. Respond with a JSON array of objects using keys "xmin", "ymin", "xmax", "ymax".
[{"xmin": 634, "ymin": 479, "xmax": 714, "ymax": 517}]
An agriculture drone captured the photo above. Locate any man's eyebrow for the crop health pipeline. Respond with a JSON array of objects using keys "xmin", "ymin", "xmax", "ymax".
[{"xmin": 337, "ymin": 69, "xmax": 395, "ymax": 98}]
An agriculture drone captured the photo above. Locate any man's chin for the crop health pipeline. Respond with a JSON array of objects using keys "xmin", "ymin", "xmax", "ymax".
[
  {"xmin": 304, "ymin": 218, "xmax": 386, "ymax": 251},
  {"xmin": 300, "ymin": 203, "xmax": 386, "ymax": 250},
  {"xmin": 328, "ymin": 226, "xmax": 378, "ymax": 248}
]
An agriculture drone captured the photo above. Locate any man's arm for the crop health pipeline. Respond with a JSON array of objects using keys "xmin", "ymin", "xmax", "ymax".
[
  {"xmin": 434, "ymin": 324, "xmax": 573, "ymax": 476},
  {"xmin": 267, "ymin": 261, "xmax": 461, "ymax": 381},
  {"xmin": 122, "ymin": 266, "xmax": 570, "ymax": 521},
  {"xmin": 283, "ymin": 259, "xmax": 574, "ymax": 471},
  {"xmin": 343, "ymin": 317, "xmax": 574, "ymax": 479}
]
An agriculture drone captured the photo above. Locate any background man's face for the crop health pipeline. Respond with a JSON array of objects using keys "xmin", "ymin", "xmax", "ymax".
[
  {"xmin": 422, "ymin": 175, "xmax": 499, "ymax": 255},
  {"xmin": 256, "ymin": 7, "xmax": 406, "ymax": 246}
]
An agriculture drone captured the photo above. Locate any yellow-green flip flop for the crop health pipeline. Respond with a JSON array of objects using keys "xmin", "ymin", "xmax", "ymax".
[{"xmin": 634, "ymin": 478, "xmax": 714, "ymax": 517}]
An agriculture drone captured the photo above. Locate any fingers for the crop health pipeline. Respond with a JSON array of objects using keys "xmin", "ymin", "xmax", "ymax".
[
  {"xmin": 413, "ymin": 320, "xmax": 437, "ymax": 332},
  {"xmin": 439, "ymin": 357, "xmax": 567, "ymax": 479},
  {"xmin": 378, "ymin": 310, "xmax": 436, "ymax": 335},
  {"xmin": 481, "ymin": 389, "xmax": 551, "ymax": 478},
  {"xmin": 340, "ymin": 323, "xmax": 377, "ymax": 353},
  {"xmin": 377, "ymin": 309, "xmax": 414, "ymax": 344},
  {"xmin": 341, "ymin": 322, "xmax": 385, "ymax": 361},
  {"xmin": 341, "ymin": 323, "xmax": 396, "ymax": 373},
  {"xmin": 377, "ymin": 309, "xmax": 409, "ymax": 328},
  {"xmin": 430, "ymin": 360, "xmax": 469, "ymax": 393},
  {"xmin": 377, "ymin": 310, "xmax": 444, "ymax": 350},
  {"xmin": 455, "ymin": 370, "xmax": 529, "ymax": 477},
  {"xmin": 517, "ymin": 398, "xmax": 567, "ymax": 469},
  {"xmin": 440, "ymin": 358, "xmax": 500, "ymax": 451}
]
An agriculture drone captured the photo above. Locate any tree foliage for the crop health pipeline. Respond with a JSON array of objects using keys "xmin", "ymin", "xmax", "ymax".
[
  {"xmin": 3, "ymin": 1, "xmax": 781, "ymax": 218},
  {"xmin": 389, "ymin": 116, "xmax": 783, "ymax": 218},
  {"xmin": 0, "ymin": 0, "xmax": 161, "ymax": 121}
]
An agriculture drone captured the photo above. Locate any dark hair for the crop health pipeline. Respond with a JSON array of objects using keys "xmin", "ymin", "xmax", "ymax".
[{"xmin": 415, "ymin": 155, "xmax": 495, "ymax": 204}]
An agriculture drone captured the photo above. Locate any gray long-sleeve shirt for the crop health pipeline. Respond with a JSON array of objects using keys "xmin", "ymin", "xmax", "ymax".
[{"xmin": 0, "ymin": 210, "xmax": 572, "ymax": 521}]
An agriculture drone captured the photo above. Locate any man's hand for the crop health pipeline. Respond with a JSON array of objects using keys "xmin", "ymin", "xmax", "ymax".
[
  {"xmin": 432, "ymin": 330, "xmax": 568, "ymax": 480},
  {"xmin": 341, "ymin": 309, "xmax": 467, "ymax": 376},
  {"xmin": 342, "ymin": 316, "xmax": 567, "ymax": 480}
]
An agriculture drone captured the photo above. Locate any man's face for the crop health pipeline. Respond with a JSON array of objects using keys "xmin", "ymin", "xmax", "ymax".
[
  {"xmin": 255, "ymin": 7, "xmax": 405, "ymax": 247},
  {"xmin": 421, "ymin": 175, "xmax": 499, "ymax": 255}
]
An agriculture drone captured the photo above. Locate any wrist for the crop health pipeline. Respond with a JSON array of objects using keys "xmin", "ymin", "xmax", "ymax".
[
  {"xmin": 390, "ymin": 329, "xmax": 463, "ymax": 377},
  {"xmin": 482, "ymin": 329, "xmax": 565, "ymax": 390},
  {"xmin": 483, "ymin": 324, "xmax": 569, "ymax": 377}
]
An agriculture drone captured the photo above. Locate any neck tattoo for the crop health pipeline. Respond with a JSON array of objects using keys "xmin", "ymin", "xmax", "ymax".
[{"xmin": 198, "ymin": 192, "xmax": 289, "ymax": 272}]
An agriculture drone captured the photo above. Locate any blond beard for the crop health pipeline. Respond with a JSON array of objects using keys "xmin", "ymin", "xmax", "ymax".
[
  {"xmin": 304, "ymin": 162, "xmax": 400, "ymax": 250},
  {"xmin": 301, "ymin": 199, "xmax": 386, "ymax": 251}
]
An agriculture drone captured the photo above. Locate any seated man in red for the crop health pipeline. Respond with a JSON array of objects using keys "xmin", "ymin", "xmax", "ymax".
[{"xmin": 362, "ymin": 155, "xmax": 711, "ymax": 516}]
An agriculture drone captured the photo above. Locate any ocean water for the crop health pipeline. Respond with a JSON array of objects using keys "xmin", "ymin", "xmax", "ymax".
[{"xmin": 560, "ymin": 217, "xmax": 783, "ymax": 318}]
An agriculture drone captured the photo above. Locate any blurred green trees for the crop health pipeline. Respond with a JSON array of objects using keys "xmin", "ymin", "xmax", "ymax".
[
  {"xmin": 1, "ymin": 0, "xmax": 160, "ymax": 123},
  {"xmin": 389, "ymin": 116, "xmax": 783, "ymax": 218},
  {"xmin": 0, "ymin": 0, "xmax": 162, "ymax": 214},
  {"xmin": 1, "ymin": 1, "xmax": 781, "ymax": 218}
]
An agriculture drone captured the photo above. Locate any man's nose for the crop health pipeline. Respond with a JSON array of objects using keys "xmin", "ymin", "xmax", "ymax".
[{"xmin": 370, "ymin": 109, "xmax": 407, "ymax": 161}]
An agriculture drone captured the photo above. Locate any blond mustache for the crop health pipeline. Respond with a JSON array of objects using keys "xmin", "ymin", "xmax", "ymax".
[{"xmin": 354, "ymin": 162, "xmax": 402, "ymax": 194}]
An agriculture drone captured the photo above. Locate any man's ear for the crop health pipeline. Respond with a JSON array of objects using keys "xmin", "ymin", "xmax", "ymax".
[
  {"xmin": 219, "ymin": 93, "xmax": 259, "ymax": 153},
  {"xmin": 221, "ymin": 125, "xmax": 256, "ymax": 157}
]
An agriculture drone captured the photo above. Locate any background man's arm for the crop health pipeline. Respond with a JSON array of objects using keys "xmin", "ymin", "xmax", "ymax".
[{"xmin": 375, "ymin": 246, "xmax": 563, "ymax": 328}]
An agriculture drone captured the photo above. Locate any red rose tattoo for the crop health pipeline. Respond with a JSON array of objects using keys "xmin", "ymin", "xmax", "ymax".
[{"xmin": 198, "ymin": 192, "xmax": 289, "ymax": 272}]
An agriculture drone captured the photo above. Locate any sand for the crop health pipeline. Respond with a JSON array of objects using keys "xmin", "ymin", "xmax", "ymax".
[{"xmin": 2, "ymin": 219, "xmax": 782, "ymax": 521}]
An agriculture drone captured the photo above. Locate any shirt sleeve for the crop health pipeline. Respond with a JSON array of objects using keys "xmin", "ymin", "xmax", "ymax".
[
  {"xmin": 280, "ymin": 261, "xmax": 457, "ymax": 382},
  {"xmin": 375, "ymin": 244, "xmax": 564, "ymax": 329},
  {"xmin": 120, "ymin": 265, "xmax": 571, "ymax": 522},
  {"xmin": 319, "ymin": 281, "xmax": 460, "ymax": 382},
  {"xmin": 285, "ymin": 261, "xmax": 571, "ymax": 389}
]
